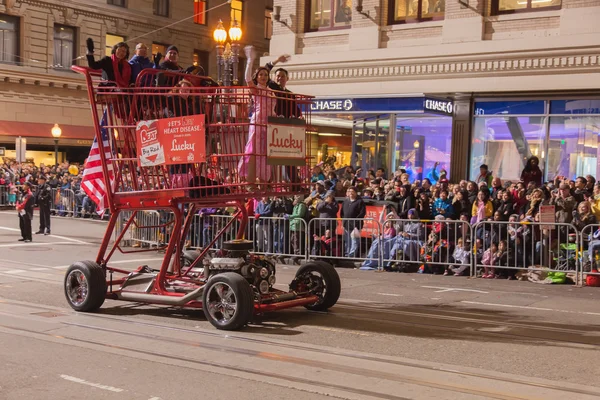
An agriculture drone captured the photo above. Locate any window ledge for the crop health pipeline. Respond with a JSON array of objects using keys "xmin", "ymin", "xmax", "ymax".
[
  {"xmin": 302, "ymin": 28, "xmax": 351, "ymax": 38},
  {"xmin": 384, "ymin": 20, "xmax": 444, "ymax": 31},
  {"xmin": 486, "ymin": 9, "xmax": 562, "ymax": 22}
]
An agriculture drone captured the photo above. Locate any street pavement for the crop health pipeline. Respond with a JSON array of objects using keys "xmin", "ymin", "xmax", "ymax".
[{"xmin": 1, "ymin": 211, "xmax": 600, "ymax": 400}]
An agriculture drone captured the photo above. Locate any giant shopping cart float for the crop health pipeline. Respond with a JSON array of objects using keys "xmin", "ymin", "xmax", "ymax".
[{"xmin": 63, "ymin": 66, "xmax": 340, "ymax": 330}]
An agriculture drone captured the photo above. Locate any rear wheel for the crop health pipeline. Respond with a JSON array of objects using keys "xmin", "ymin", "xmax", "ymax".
[
  {"xmin": 64, "ymin": 261, "xmax": 107, "ymax": 312},
  {"xmin": 293, "ymin": 261, "xmax": 341, "ymax": 311},
  {"xmin": 202, "ymin": 272, "xmax": 254, "ymax": 330}
]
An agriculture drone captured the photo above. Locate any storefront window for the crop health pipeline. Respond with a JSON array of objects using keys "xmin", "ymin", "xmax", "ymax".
[
  {"xmin": 547, "ymin": 100, "xmax": 600, "ymax": 181},
  {"xmin": 389, "ymin": 0, "xmax": 445, "ymax": 24},
  {"xmin": 471, "ymin": 115, "xmax": 547, "ymax": 182},
  {"xmin": 472, "ymin": 99, "xmax": 600, "ymax": 183},
  {"xmin": 492, "ymin": 0, "xmax": 561, "ymax": 15},
  {"xmin": 393, "ymin": 116, "xmax": 452, "ymax": 182},
  {"xmin": 309, "ymin": 0, "xmax": 352, "ymax": 31},
  {"xmin": 547, "ymin": 117, "xmax": 600, "ymax": 181}
]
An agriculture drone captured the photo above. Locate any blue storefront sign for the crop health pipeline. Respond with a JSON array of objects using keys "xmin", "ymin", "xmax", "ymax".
[{"xmin": 309, "ymin": 97, "xmax": 431, "ymax": 114}]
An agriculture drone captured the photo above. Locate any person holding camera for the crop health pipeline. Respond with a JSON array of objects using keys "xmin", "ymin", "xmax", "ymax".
[{"xmin": 549, "ymin": 183, "xmax": 575, "ymax": 224}]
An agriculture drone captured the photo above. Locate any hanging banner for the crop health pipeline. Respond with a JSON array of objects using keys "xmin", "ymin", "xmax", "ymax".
[
  {"xmin": 266, "ymin": 116, "xmax": 306, "ymax": 167},
  {"xmin": 136, "ymin": 115, "xmax": 206, "ymax": 167},
  {"xmin": 539, "ymin": 205, "xmax": 556, "ymax": 230},
  {"xmin": 335, "ymin": 203, "xmax": 386, "ymax": 238}
]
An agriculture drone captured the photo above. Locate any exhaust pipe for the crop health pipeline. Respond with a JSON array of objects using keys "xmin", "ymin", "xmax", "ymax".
[{"xmin": 117, "ymin": 286, "xmax": 204, "ymax": 306}]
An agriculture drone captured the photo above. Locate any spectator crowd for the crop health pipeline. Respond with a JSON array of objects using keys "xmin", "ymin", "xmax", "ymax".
[{"xmin": 0, "ymin": 160, "xmax": 103, "ymax": 218}]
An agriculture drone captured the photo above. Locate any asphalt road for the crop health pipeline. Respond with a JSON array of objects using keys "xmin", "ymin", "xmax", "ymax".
[{"xmin": 1, "ymin": 211, "xmax": 600, "ymax": 400}]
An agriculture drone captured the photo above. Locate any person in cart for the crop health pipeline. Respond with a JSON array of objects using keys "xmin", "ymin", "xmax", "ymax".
[
  {"xmin": 237, "ymin": 46, "xmax": 276, "ymax": 185},
  {"xmin": 86, "ymin": 38, "xmax": 132, "ymax": 88}
]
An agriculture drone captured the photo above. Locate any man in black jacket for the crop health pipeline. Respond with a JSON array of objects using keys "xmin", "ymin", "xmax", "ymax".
[
  {"xmin": 35, "ymin": 176, "xmax": 52, "ymax": 235},
  {"xmin": 265, "ymin": 56, "xmax": 302, "ymax": 185},
  {"xmin": 158, "ymin": 45, "xmax": 184, "ymax": 71},
  {"xmin": 340, "ymin": 186, "xmax": 366, "ymax": 258}
]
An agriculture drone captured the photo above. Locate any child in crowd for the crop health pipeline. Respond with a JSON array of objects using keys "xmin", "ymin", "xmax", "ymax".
[
  {"xmin": 445, "ymin": 237, "xmax": 470, "ymax": 276},
  {"xmin": 481, "ymin": 242, "xmax": 498, "ymax": 278}
]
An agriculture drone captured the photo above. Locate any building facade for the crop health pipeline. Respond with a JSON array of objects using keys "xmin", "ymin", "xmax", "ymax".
[
  {"xmin": 266, "ymin": 0, "xmax": 600, "ymax": 183},
  {"xmin": 0, "ymin": 0, "xmax": 273, "ymax": 165}
]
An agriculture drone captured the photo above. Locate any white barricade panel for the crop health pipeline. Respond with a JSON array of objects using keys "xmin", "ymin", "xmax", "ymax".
[
  {"xmin": 379, "ymin": 218, "xmax": 471, "ymax": 274},
  {"xmin": 472, "ymin": 220, "xmax": 579, "ymax": 282},
  {"xmin": 308, "ymin": 218, "xmax": 382, "ymax": 266}
]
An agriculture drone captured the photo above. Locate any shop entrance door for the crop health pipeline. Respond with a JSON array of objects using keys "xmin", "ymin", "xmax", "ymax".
[{"xmin": 352, "ymin": 115, "xmax": 390, "ymax": 175}]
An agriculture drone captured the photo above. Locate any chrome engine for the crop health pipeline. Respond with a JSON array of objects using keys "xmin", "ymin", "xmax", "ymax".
[{"xmin": 209, "ymin": 256, "xmax": 276, "ymax": 294}]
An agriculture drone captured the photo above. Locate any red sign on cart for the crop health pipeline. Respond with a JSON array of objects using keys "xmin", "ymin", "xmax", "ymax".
[{"xmin": 136, "ymin": 115, "xmax": 206, "ymax": 167}]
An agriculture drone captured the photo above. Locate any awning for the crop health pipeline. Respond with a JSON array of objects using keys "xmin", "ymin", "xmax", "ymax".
[{"xmin": 0, "ymin": 121, "xmax": 94, "ymax": 140}]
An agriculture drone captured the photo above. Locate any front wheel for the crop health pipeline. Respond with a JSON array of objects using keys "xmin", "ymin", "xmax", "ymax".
[
  {"xmin": 64, "ymin": 261, "xmax": 107, "ymax": 312},
  {"xmin": 292, "ymin": 261, "xmax": 341, "ymax": 311},
  {"xmin": 202, "ymin": 272, "xmax": 254, "ymax": 330}
]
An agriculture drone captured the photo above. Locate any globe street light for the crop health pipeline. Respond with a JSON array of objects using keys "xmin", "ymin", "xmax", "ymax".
[
  {"xmin": 51, "ymin": 123, "xmax": 62, "ymax": 166},
  {"xmin": 213, "ymin": 19, "xmax": 242, "ymax": 86}
]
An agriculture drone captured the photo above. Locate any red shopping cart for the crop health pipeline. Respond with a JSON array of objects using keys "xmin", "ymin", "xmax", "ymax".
[{"xmin": 63, "ymin": 66, "xmax": 340, "ymax": 330}]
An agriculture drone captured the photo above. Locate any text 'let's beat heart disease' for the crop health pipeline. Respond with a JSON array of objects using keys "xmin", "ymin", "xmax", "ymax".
[{"xmin": 136, "ymin": 115, "xmax": 206, "ymax": 167}]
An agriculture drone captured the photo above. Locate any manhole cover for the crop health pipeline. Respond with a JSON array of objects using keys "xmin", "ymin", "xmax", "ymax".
[{"xmin": 8, "ymin": 246, "xmax": 52, "ymax": 251}]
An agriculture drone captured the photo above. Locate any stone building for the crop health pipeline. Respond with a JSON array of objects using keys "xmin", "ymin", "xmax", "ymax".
[
  {"xmin": 267, "ymin": 0, "xmax": 600, "ymax": 182},
  {"xmin": 0, "ymin": 0, "xmax": 273, "ymax": 165}
]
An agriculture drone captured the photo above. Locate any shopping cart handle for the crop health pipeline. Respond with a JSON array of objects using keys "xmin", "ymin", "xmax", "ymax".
[{"xmin": 71, "ymin": 65, "xmax": 103, "ymax": 77}]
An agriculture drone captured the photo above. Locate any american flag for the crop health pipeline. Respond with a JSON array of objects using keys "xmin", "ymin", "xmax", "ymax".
[{"xmin": 81, "ymin": 112, "xmax": 115, "ymax": 214}]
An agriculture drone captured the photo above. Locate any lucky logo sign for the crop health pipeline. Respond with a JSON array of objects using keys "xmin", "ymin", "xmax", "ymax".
[{"xmin": 136, "ymin": 115, "xmax": 206, "ymax": 167}]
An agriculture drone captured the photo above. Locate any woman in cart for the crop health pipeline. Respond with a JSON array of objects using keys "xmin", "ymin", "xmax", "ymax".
[
  {"xmin": 85, "ymin": 38, "xmax": 132, "ymax": 88},
  {"xmin": 237, "ymin": 46, "xmax": 276, "ymax": 186}
]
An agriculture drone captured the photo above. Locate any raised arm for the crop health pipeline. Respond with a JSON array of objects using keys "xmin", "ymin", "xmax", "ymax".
[
  {"xmin": 265, "ymin": 54, "xmax": 290, "ymax": 72},
  {"xmin": 244, "ymin": 46, "xmax": 257, "ymax": 88}
]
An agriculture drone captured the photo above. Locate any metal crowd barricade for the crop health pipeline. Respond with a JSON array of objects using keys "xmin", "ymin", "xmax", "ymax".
[
  {"xmin": 252, "ymin": 216, "xmax": 308, "ymax": 260},
  {"xmin": 579, "ymin": 224, "xmax": 600, "ymax": 282},
  {"xmin": 114, "ymin": 210, "xmax": 164, "ymax": 248},
  {"xmin": 49, "ymin": 188, "xmax": 75, "ymax": 217},
  {"xmin": 380, "ymin": 218, "xmax": 471, "ymax": 274},
  {"xmin": 199, "ymin": 214, "xmax": 244, "ymax": 251},
  {"xmin": 0, "ymin": 185, "xmax": 7, "ymax": 206},
  {"xmin": 308, "ymin": 217, "xmax": 382, "ymax": 267},
  {"xmin": 472, "ymin": 220, "xmax": 580, "ymax": 283}
]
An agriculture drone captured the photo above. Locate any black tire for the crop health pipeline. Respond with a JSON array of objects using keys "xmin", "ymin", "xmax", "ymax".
[
  {"xmin": 222, "ymin": 240, "xmax": 254, "ymax": 252},
  {"xmin": 294, "ymin": 261, "xmax": 341, "ymax": 311},
  {"xmin": 202, "ymin": 272, "xmax": 254, "ymax": 330},
  {"xmin": 64, "ymin": 261, "xmax": 107, "ymax": 312}
]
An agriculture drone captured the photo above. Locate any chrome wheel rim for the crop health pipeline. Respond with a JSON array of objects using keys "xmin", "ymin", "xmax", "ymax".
[
  {"xmin": 206, "ymin": 282, "xmax": 238, "ymax": 324},
  {"xmin": 66, "ymin": 270, "xmax": 88, "ymax": 307}
]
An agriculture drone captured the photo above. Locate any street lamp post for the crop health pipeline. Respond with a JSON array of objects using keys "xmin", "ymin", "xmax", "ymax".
[
  {"xmin": 51, "ymin": 123, "xmax": 62, "ymax": 166},
  {"xmin": 213, "ymin": 19, "xmax": 242, "ymax": 86}
]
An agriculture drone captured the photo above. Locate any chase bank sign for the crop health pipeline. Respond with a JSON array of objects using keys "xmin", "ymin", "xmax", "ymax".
[
  {"xmin": 311, "ymin": 99, "xmax": 354, "ymax": 112},
  {"xmin": 424, "ymin": 98, "xmax": 454, "ymax": 116}
]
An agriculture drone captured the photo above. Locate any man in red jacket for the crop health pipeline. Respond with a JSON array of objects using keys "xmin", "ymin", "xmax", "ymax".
[{"xmin": 16, "ymin": 182, "xmax": 34, "ymax": 242}]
